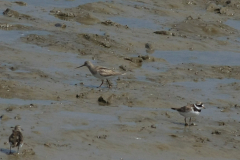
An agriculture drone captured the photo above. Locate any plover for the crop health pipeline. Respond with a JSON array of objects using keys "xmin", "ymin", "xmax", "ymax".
[
  {"xmin": 76, "ymin": 61, "xmax": 125, "ymax": 88},
  {"xmin": 9, "ymin": 125, "xmax": 23, "ymax": 154},
  {"xmin": 171, "ymin": 102, "xmax": 205, "ymax": 126}
]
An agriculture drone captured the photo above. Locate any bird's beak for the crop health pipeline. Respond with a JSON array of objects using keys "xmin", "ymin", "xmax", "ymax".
[
  {"xmin": 75, "ymin": 64, "xmax": 85, "ymax": 69},
  {"xmin": 202, "ymin": 105, "xmax": 205, "ymax": 109},
  {"xmin": 21, "ymin": 129, "xmax": 24, "ymax": 131}
]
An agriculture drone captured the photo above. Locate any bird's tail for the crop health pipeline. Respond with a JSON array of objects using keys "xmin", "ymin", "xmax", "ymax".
[{"xmin": 171, "ymin": 108, "xmax": 177, "ymax": 110}]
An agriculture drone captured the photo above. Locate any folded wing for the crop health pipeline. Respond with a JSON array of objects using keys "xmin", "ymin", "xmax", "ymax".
[{"xmin": 98, "ymin": 67, "xmax": 122, "ymax": 77}]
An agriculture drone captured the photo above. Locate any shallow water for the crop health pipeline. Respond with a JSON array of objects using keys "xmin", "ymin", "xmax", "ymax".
[
  {"xmin": 0, "ymin": 97, "xmax": 56, "ymax": 105},
  {"xmin": 203, "ymin": 107, "xmax": 240, "ymax": 121},
  {"xmin": 172, "ymin": 78, "xmax": 240, "ymax": 121},
  {"xmin": 172, "ymin": 78, "xmax": 240, "ymax": 103},
  {"xmin": 59, "ymin": 108, "xmax": 138, "ymax": 131},
  {"xmin": 0, "ymin": 30, "xmax": 50, "ymax": 44},
  {"xmin": 6, "ymin": 0, "xmax": 106, "ymax": 8},
  {"xmin": 109, "ymin": 16, "xmax": 164, "ymax": 30},
  {"xmin": 152, "ymin": 50, "xmax": 240, "ymax": 65},
  {"xmin": 1, "ymin": 0, "xmax": 240, "ymax": 159},
  {"xmin": 172, "ymin": 78, "xmax": 239, "ymax": 99},
  {"xmin": 141, "ymin": 61, "xmax": 167, "ymax": 73},
  {"xmin": 0, "ymin": 29, "xmax": 87, "ymax": 79},
  {"xmin": 3, "ymin": 0, "xmax": 106, "ymax": 26},
  {"xmin": 225, "ymin": 19, "xmax": 240, "ymax": 31}
]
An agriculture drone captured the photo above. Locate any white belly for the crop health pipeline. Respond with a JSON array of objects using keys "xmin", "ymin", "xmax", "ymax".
[
  {"xmin": 179, "ymin": 111, "xmax": 200, "ymax": 117},
  {"xmin": 10, "ymin": 143, "xmax": 23, "ymax": 147},
  {"xmin": 93, "ymin": 72, "xmax": 116, "ymax": 80},
  {"xmin": 93, "ymin": 72, "xmax": 106, "ymax": 79}
]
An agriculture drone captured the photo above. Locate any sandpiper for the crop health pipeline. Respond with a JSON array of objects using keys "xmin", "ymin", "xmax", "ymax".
[
  {"xmin": 171, "ymin": 102, "xmax": 205, "ymax": 126},
  {"xmin": 9, "ymin": 125, "xmax": 23, "ymax": 154},
  {"xmin": 76, "ymin": 61, "xmax": 125, "ymax": 88}
]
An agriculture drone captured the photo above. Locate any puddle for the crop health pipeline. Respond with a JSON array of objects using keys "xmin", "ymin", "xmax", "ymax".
[
  {"xmin": 203, "ymin": 107, "xmax": 240, "ymax": 121},
  {"xmin": 59, "ymin": 111, "xmax": 136, "ymax": 130},
  {"xmin": 172, "ymin": 78, "xmax": 240, "ymax": 100},
  {"xmin": 173, "ymin": 78, "xmax": 239, "ymax": 87},
  {"xmin": 59, "ymin": 111, "xmax": 118, "ymax": 122},
  {"xmin": 225, "ymin": 19, "xmax": 240, "ymax": 31},
  {"xmin": 0, "ymin": 29, "xmax": 86, "ymax": 73},
  {"xmin": 119, "ymin": 105, "xmax": 160, "ymax": 111},
  {"xmin": 216, "ymin": 36, "xmax": 240, "ymax": 46},
  {"xmin": 109, "ymin": 17, "xmax": 165, "ymax": 30},
  {"xmin": 0, "ymin": 97, "xmax": 57, "ymax": 105},
  {"xmin": 2, "ymin": 0, "xmax": 106, "ymax": 24},
  {"xmin": 7, "ymin": 0, "xmax": 106, "ymax": 8},
  {"xmin": 1, "ymin": 62, "xmax": 30, "ymax": 73},
  {"xmin": 141, "ymin": 62, "xmax": 167, "ymax": 73},
  {"xmin": 125, "ymin": 61, "xmax": 167, "ymax": 84},
  {"xmin": 152, "ymin": 50, "xmax": 240, "ymax": 65},
  {"xmin": 0, "ymin": 30, "xmax": 50, "ymax": 44}
]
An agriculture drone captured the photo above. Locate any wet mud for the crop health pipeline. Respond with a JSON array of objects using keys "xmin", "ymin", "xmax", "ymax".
[{"xmin": 0, "ymin": 0, "xmax": 240, "ymax": 160}]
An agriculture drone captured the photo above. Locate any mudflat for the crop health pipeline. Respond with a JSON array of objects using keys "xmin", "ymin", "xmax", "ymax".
[{"xmin": 0, "ymin": 0, "xmax": 240, "ymax": 159}]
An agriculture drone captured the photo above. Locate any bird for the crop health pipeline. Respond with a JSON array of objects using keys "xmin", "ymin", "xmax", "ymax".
[
  {"xmin": 76, "ymin": 61, "xmax": 125, "ymax": 88},
  {"xmin": 9, "ymin": 125, "xmax": 23, "ymax": 154},
  {"xmin": 171, "ymin": 102, "xmax": 205, "ymax": 126}
]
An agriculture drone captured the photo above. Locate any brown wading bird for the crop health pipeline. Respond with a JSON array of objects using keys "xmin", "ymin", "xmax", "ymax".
[
  {"xmin": 171, "ymin": 102, "xmax": 205, "ymax": 126},
  {"xmin": 9, "ymin": 125, "xmax": 23, "ymax": 154},
  {"xmin": 76, "ymin": 61, "xmax": 125, "ymax": 88}
]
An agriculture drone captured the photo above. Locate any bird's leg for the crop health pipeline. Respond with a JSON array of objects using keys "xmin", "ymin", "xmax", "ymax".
[
  {"xmin": 184, "ymin": 118, "xmax": 188, "ymax": 126},
  {"xmin": 189, "ymin": 117, "xmax": 192, "ymax": 125},
  {"xmin": 9, "ymin": 146, "xmax": 11, "ymax": 154},
  {"xmin": 17, "ymin": 146, "xmax": 20, "ymax": 154},
  {"xmin": 98, "ymin": 80, "xmax": 104, "ymax": 88},
  {"xmin": 106, "ymin": 79, "xmax": 112, "ymax": 88}
]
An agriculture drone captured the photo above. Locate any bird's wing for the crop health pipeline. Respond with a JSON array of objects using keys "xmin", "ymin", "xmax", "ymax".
[
  {"xmin": 97, "ymin": 67, "xmax": 121, "ymax": 77},
  {"xmin": 9, "ymin": 132, "xmax": 17, "ymax": 147},
  {"xmin": 177, "ymin": 105, "xmax": 193, "ymax": 112},
  {"xmin": 19, "ymin": 132, "xmax": 23, "ymax": 144},
  {"xmin": 9, "ymin": 133, "xmax": 13, "ymax": 143}
]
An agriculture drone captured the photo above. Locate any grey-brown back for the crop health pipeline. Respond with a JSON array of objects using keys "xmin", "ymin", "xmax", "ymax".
[
  {"xmin": 172, "ymin": 104, "xmax": 194, "ymax": 112},
  {"xmin": 97, "ymin": 67, "xmax": 122, "ymax": 77}
]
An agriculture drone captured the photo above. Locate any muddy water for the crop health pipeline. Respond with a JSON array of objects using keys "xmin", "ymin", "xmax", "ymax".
[
  {"xmin": 152, "ymin": 50, "xmax": 240, "ymax": 65},
  {"xmin": 0, "ymin": 0, "xmax": 240, "ymax": 160}
]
